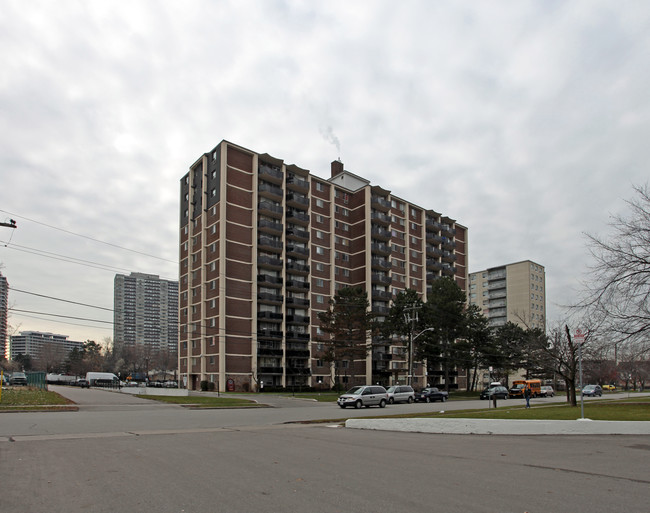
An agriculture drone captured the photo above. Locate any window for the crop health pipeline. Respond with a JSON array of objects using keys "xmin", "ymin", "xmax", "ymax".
[
  {"xmin": 315, "ymin": 262, "xmax": 324, "ymax": 272},
  {"xmin": 316, "ymin": 246, "xmax": 324, "ymax": 255},
  {"xmin": 316, "ymin": 199, "xmax": 324, "ymax": 208},
  {"xmin": 316, "ymin": 214, "xmax": 324, "ymax": 224},
  {"xmin": 316, "ymin": 295, "xmax": 325, "ymax": 304},
  {"xmin": 316, "ymin": 182, "xmax": 325, "ymax": 192},
  {"xmin": 316, "ymin": 230, "xmax": 324, "ymax": 239},
  {"xmin": 316, "ymin": 278, "xmax": 324, "ymax": 287}
]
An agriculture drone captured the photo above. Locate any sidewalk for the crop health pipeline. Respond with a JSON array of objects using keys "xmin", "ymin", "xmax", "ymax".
[{"xmin": 345, "ymin": 417, "xmax": 650, "ymax": 435}]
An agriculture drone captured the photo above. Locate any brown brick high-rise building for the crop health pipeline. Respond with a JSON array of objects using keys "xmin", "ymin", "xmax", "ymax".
[{"xmin": 179, "ymin": 140, "xmax": 468, "ymax": 392}]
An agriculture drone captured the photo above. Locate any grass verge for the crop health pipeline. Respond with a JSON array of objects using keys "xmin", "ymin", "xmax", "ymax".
[
  {"xmin": 0, "ymin": 387, "xmax": 76, "ymax": 411},
  {"xmin": 135, "ymin": 395, "xmax": 264, "ymax": 408}
]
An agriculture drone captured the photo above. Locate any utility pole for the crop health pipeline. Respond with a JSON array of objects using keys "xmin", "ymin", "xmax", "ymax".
[{"xmin": 404, "ymin": 305, "xmax": 419, "ymax": 386}]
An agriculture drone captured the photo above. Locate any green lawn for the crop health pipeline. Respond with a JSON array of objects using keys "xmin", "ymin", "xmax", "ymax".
[
  {"xmin": 136, "ymin": 395, "xmax": 263, "ymax": 407},
  {"xmin": 352, "ymin": 396, "xmax": 650, "ymax": 422},
  {"xmin": 0, "ymin": 387, "xmax": 75, "ymax": 410}
]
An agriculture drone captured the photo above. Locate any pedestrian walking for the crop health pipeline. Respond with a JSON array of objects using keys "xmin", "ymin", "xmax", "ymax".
[{"xmin": 524, "ymin": 386, "xmax": 531, "ymax": 408}]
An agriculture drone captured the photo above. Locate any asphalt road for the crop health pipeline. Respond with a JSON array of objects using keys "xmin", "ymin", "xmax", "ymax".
[{"xmin": 1, "ymin": 387, "xmax": 649, "ymax": 513}]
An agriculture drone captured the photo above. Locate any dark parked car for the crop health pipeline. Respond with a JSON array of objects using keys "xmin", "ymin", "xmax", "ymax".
[
  {"xmin": 10, "ymin": 372, "xmax": 28, "ymax": 386},
  {"xmin": 480, "ymin": 386, "xmax": 509, "ymax": 400},
  {"xmin": 581, "ymin": 385, "xmax": 603, "ymax": 397},
  {"xmin": 415, "ymin": 387, "xmax": 448, "ymax": 403}
]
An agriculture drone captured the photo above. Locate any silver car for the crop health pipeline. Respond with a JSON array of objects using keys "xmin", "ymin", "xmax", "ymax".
[
  {"xmin": 386, "ymin": 385, "xmax": 415, "ymax": 404},
  {"xmin": 337, "ymin": 385, "xmax": 388, "ymax": 409}
]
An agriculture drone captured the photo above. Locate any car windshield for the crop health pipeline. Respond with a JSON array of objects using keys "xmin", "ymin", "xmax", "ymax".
[
  {"xmin": 583, "ymin": 385, "xmax": 595, "ymax": 391},
  {"xmin": 345, "ymin": 387, "xmax": 364, "ymax": 395},
  {"xmin": 386, "ymin": 387, "xmax": 396, "ymax": 393},
  {"xmin": 514, "ymin": 384, "xmax": 525, "ymax": 389}
]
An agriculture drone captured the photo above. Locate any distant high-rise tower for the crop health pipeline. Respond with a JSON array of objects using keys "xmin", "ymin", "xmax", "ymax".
[
  {"xmin": 179, "ymin": 140, "xmax": 469, "ymax": 392},
  {"xmin": 113, "ymin": 273, "xmax": 179, "ymax": 352},
  {"xmin": 468, "ymin": 260, "xmax": 546, "ymax": 330},
  {"xmin": 0, "ymin": 273, "xmax": 8, "ymax": 360}
]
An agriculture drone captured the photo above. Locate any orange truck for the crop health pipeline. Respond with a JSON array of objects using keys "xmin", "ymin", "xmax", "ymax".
[{"xmin": 509, "ymin": 379, "xmax": 543, "ymax": 398}]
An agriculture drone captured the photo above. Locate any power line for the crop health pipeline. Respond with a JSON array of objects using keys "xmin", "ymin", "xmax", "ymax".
[
  {"xmin": 9, "ymin": 308, "xmax": 113, "ymax": 325},
  {"xmin": 1, "ymin": 241, "xmax": 177, "ymax": 281},
  {"xmin": 0, "ymin": 209, "xmax": 177, "ymax": 264},
  {"xmin": 9, "ymin": 287, "xmax": 113, "ymax": 312},
  {"xmin": 11, "ymin": 311, "xmax": 114, "ymax": 331}
]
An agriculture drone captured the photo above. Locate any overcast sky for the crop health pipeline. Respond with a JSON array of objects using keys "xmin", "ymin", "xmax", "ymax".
[{"xmin": 1, "ymin": 0, "xmax": 649, "ymax": 346}]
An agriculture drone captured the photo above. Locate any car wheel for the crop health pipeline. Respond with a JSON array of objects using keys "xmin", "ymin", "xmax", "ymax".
[
  {"xmin": 442, "ymin": 396, "xmax": 447, "ymax": 402},
  {"xmin": 425, "ymin": 397, "xmax": 431, "ymax": 403},
  {"xmin": 379, "ymin": 399, "xmax": 386, "ymax": 408},
  {"xmin": 407, "ymin": 396, "xmax": 413, "ymax": 404},
  {"xmin": 388, "ymin": 397, "xmax": 394, "ymax": 404},
  {"xmin": 355, "ymin": 400, "xmax": 362, "ymax": 409}
]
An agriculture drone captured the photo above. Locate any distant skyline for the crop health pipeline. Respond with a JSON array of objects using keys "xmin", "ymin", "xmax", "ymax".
[{"xmin": 1, "ymin": 0, "xmax": 649, "ymax": 344}]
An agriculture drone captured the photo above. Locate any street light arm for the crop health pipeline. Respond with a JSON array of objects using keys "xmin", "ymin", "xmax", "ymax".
[{"xmin": 412, "ymin": 327, "xmax": 435, "ymax": 342}]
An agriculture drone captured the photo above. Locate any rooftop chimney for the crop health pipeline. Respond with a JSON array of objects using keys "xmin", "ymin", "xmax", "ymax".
[{"xmin": 331, "ymin": 159, "xmax": 344, "ymax": 177}]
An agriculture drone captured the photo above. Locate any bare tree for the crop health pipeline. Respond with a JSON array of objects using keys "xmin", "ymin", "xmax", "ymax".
[{"xmin": 581, "ymin": 184, "xmax": 650, "ymax": 352}]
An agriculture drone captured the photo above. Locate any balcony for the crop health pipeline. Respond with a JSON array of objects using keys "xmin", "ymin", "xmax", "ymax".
[
  {"xmin": 258, "ymin": 163, "xmax": 283, "ymax": 184},
  {"xmin": 426, "ymin": 273, "xmax": 442, "ymax": 282},
  {"xmin": 258, "ymin": 366, "xmax": 283, "ymax": 374},
  {"xmin": 286, "ymin": 367, "xmax": 311, "ymax": 376},
  {"xmin": 426, "ymin": 233, "xmax": 444, "ymax": 244},
  {"xmin": 258, "ymin": 347, "xmax": 283, "ymax": 357},
  {"xmin": 488, "ymin": 280, "xmax": 506, "ymax": 290},
  {"xmin": 286, "ymin": 210, "xmax": 309, "ymax": 225},
  {"xmin": 257, "ymin": 255, "xmax": 283, "ymax": 270},
  {"xmin": 257, "ymin": 292, "xmax": 283, "ymax": 304},
  {"xmin": 286, "ymin": 175, "xmax": 309, "ymax": 193},
  {"xmin": 371, "ymin": 227, "xmax": 391, "ymax": 241},
  {"xmin": 426, "ymin": 246, "xmax": 444, "ymax": 257},
  {"xmin": 286, "ymin": 331, "xmax": 310, "ymax": 341},
  {"xmin": 286, "ymin": 314, "xmax": 310, "ymax": 324},
  {"xmin": 257, "ymin": 274, "xmax": 283, "ymax": 287},
  {"xmin": 286, "ymin": 279, "xmax": 310, "ymax": 291},
  {"xmin": 258, "ymin": 201, "xmax": 283, "ymax": 218},
  {"xmin": 286, "ymin": 261, "xmax": 310, "ymax": 274},
  {"xmin": 371, "ymin": 242, "xmax": 391, "ymax": 256},
  {"xmin": 426, "ymin": 259, "xmax": 443, "ymax": 271},
  {"xmin": 371, "ymin": 212, "xmax": 391, "ymax": 225},
  {"xmin": 371, "ymin": 289, "xmax": 392, "ymax": 300},
  {"xmin": 441, "ymin": 224, "xmax": 455, "ymax": 236},
  {"xmin": 371, "ymin": 258, "xmax": 391, "ymax": 271},
  {"xmin": 441, "ymin": 265, "xmax": 455, "ymax": 276},
  {"xmin": 286, "ymin": 226, "xmax": 309, "ymax": 241},
  {"xmin": 257, "ymin": 329, "xmax": 283, "ymax": 339},
  {"xmin": 258, "ymin": 236, "xmax": 283, "ymax": 253},
  {"xmin": 257, "ymin": 311, "xmax": 283, "ymax": 322},
  {"xmin": 286, "ymin": 296, "xmax": 310, "ymax": 307},
  {"xmin": 286, "ymin": 192, "xmax": 309, "ymax": 209},
  {"xmin": 426, "ymin": 219, "xmax": 442, "ymax": 231},
  {"xmin": 441, "ymin": 237, "xmax": 455, "ymax": 251},
  {"xmin": 442, "ymin": 251, "xmax": 457, "ymax": 263},
  {"xmin": 371, "ymin": 196, "xmax": 391, "ymax": 212},
  {"xmin": 258, "ymin": 219, "xmax": 283, "ymax": 235},
  {"xmin": 285, "ymin": 348, "xmax": 310, "ymax": 358},
  {"xmin": 286, "ymin": 245, "xmax": 309, "ymax": 258},
  {"xmin": 371, "ymin": 273, "xmax": 392, "ymax": 286},
  {"xmin": 258, "ymin": 182, "xmax": 283, "ymax": 201},
  {"xmin": 372, "ymin": 305, "xmax": 390, "ymax": 315}
]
